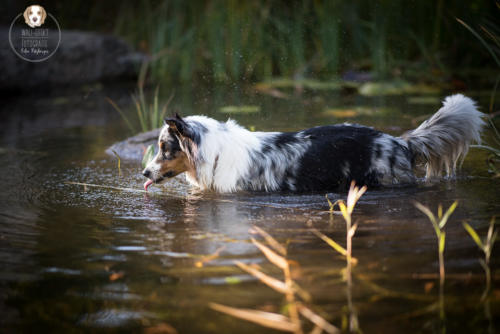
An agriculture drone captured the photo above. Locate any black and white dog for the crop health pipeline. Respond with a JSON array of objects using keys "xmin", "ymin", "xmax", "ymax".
[{"xmin": 142, "ymin": 94, "xmax": 484, "ymax": 193}]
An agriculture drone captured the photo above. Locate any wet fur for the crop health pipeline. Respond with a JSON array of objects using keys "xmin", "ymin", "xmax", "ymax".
[{"xmin": 143, "ymin": 94, "xmax": 485, "ymax": 193}]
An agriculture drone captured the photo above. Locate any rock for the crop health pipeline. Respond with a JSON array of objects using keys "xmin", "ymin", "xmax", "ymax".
[
  {"xmin": 106, "ymin": 128, "xmax": 160, "ymax": 161},
  {"xmin": 0, "ymin": 28, "xmax": 146, "ymax": 92}
]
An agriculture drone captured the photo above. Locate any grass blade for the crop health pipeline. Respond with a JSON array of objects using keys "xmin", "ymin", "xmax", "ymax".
[
  {"xmin": 110, "ymin": 149, "xmax": 122, "ymax": 176},
  {"xmin": 209, "ymin": 303, "xmax": 299, "ymax": 332},
  {"xmin": 251, "ymin": 226, "xmax": 287, "ymax": 256},
  {"xmin": 463, "ymin": 222, "xmax": 484, "ymax": 249},
  {"xmin": 307, "ymin": 221, "xmax": 347, "ymax": 257},
  {"xmin": 485, "ymin": 217, "xmax": 497, "ymax": 257},
  {"xmin": 479, "ymin": 258, "xmax": 488, "ymax": 272},
  {"xmin": 251, "ymin": 238, "xmax": 288, "ymax": 270},
  {"xmin": 309, "ymin": 325, "xmax": 323, "ymax": 334},
  {"xmin": 348, "ymin": 224, "xmax": 358, "ymax": 239},
  {"xmin": 325, "ymin": 194, "xmax": 338, "ymax": 212},
  {"xmin": 470, "ymin": 144, "xmax": 500, "ymax": 155},
  {"xmin": 338, "ymin": 201, "xmax": 349, "ymax": 222},
  {"xmin": 456, "ymin": 18, "xmax": 500, "ymax": 67},
  {"xmin": 297, "ymin": 305, "xmax": 340, "ymax": 334},
  {"xmin": 490, "ymin": 230, "xmax": 498, "ymax": 255},
  {"xmin": 235, "ymin": 260, "xmax": 290, "ymax": 294},
  {"xmin": 414, "ymin": 202, "xmax": 439, "ymax": 236},
  {"xmin": 439, "ymin": 232, "xmax": 446, "ymax": 254},
  {"xmin": 106, "ymin": 97, "xmax": 136, "ymax": 134},
  {"xmin": 439, "ymin": 201, "xmax": 458, "ymax": 229},
  {"xmin": 132, "ymin": 95, "xmax": 147, "ymax": 132},
  {"xmin": 346, "ymin": 182, "xmax": 367, "ymax": 214}
]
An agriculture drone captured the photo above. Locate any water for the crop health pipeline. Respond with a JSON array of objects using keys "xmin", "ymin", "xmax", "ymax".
[{"xmin": 1, "ymin": 83, "xmax": 499, "ymax": 333}]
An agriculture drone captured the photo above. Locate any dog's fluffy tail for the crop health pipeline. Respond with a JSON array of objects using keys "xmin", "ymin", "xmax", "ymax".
[{"xmin": 401, "ymin": 94, "xmax": 485, "ymax": 178}]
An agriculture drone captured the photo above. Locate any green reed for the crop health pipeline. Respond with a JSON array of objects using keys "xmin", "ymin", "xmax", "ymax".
[
  {"xmin": 463, "ymin": 218, "xmax": 498, "ymax": 299},
  {"xmin": 415, "ymin": 201, "xmax": 457, "ymax": 324},
  {"xmin": 108, "ymin": 0, "xmax": 495, "ymax": 84},
  {"xmin": 415, "ymin": 201, "xmax": 458, "ymax": 287},
  {"xmin": 107, "ymin": 61, "xmax": 174, "ymax": 134},
  {"xmin": 458, "ymin": 17, "xmax": 500, "ymax": 176},
  {"xmin": 309, "ymin": 181, "xmax": 366, "ymax": 333}
]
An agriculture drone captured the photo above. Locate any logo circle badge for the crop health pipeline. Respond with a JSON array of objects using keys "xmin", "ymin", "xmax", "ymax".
[{"xmin": 9, "ymin": 5, "xmax": 61, "ymax": 62}]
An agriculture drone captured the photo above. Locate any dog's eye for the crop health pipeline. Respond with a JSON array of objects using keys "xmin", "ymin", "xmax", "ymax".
[
  {"xmin": 29, "ymin": 11, "xmax": 32, "ymax": 15},
  {"xmin": 37, "ymin": 11, "xmax": 41, "ymax": 15}
]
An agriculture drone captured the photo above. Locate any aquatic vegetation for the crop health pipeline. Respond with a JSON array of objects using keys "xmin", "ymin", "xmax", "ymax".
[
  {"xmin": 473, "ymin": 136, "xmax": 500, "ymax": 177},
  {"xmin": 107, "ymin": 61, "xmax": 174, "ymax": 134},
  {"xmin": 256, "ymin": 78, "xmax": 344, "ymax": 91},
  {"xmin": 142, "ymin": 144, "xmax": 155, "ymax": 169},
  {"xmin": 256, "ymin": 79, "xmax": 442, "ymax": 97},
  {"xmin": 110, "ymin": 149, "xmax": 122, "ymax": 176},
  {"xmin": 321, "ymin": 109, "xmax": 360, "ymax": 119},
  {"xmin": 457, "ymin": 17, "xmax": 500, "ymax": 177},
  {"xmin": 414, "ymin": 201, "xmax": 458, "ymax": 287},
  {"xmin": 133, "ymin": 85, "xmax": 172, "ymax": 133},
  {"xmin": 110, "ymin": 0, "xmax": 495, "ymax": 83},
  {"xmin": 210, "ymin": 227, "xmax": 338, "ymax": 334},
  {"xmin": 325, "ymin": 182, "xmax": 366, "ymax": 265},
  {"xmin": 415, "ymin": 201, "xmax": 458, "ymax": 324},
  {"xmin": 308, "ymin": 183, "xmax": 366, "ymax": 267},
  {"xmin": 470, "ymin": 88, "xmax": 500, "ymax": 177},
  {"xmin": 321, "ymin": 106, "xmax": 396, "ymax": 119},
  {"xmin": 463, "ymin": 218, "xmax": 498, "ymax": 299},
  {"xmin": 309, "ymin": 182, "xmax": 366, "ymax": 333},
  {"xmin": 456, "ymin": 18, "xmax": 500, "ymax": 68},
  {"xmin": 219, "ymin": 105, "xmax": 261, "ymax": 114},
  {"xmin": 308, "ymin": 219, "xmax": 350, "ymax": 261},
  {"xmin": 358, "ymin": 81, "xmax": 441, "ymax": 96},
  {"xmin": 107, "ymin": 86, "xmax": 172, "ymax": 134},
  {"xmin": 332, "ymin": 182, "xmax": 366, "ymax": 333}
]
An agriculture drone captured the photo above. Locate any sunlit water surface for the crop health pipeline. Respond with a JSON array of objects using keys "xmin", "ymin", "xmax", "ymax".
[{"xmin": 0, "ymin": 84, "xmax": 499, "ymax": 333}]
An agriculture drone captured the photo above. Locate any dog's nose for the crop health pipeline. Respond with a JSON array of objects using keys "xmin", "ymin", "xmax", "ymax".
[
  {"xmin": 33, "ymin": 17, "xmax": 37, "ymax": 22},
  {"xmin": 143, "ymin": 169, "xmax": 151, "ymax": 178}
]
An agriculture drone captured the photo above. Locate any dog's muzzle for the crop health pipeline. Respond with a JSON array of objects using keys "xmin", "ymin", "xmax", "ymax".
[
  {"xmin": 142, "ymin": 169, "xmax": 154, "ymax": 191},
  {"xmin": 142, "ymin": 166, "xmax": 176, "ymax": 191}
]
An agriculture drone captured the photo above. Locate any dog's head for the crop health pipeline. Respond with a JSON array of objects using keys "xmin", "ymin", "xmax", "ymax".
[
  {"xmin": 24, "ymin": 5, "xmax": 47, "ymax": 28},
  {"xmin": 142, "ymin": 114, "xmax": 198, "ymax": 189}
]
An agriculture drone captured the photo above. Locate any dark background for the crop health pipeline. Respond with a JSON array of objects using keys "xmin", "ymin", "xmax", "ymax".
[{"xmin": 2, "ymin": 0, "xmax": 499, "ymax": 87}]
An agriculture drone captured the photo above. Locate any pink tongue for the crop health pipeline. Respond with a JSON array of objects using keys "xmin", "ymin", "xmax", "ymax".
[{"xmin": 143, "ymin": 179, "xmax": 153, "ymax": 191}]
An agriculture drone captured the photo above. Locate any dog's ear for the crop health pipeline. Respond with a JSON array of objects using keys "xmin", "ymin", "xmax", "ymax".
[
  {"xmin": 40, "ymin": 6, "xmax": 47, "ymax": 24},
  {"xmin": 23, "ymin": 6, "xmax": 30, "ymax": 25},
  {"xmin": 164, "ymin": 113, "xmax": 193, "ymax": 139}
]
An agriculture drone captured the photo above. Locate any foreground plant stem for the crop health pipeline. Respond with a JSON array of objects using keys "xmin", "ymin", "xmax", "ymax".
[
  {"xmin": 463, "ymin": 217, "xmax": 497, "ymax": 301},
  {"xmin": 323, "ymin": 181, "xmax": 365, "ymax": 333},
  {"xmin": 284, "ymin": 264, "xmax": 303, "ymax": 334},
  {"xmin": 415, "ymin": 201, "xmax": 457, "ymax": 329}
]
